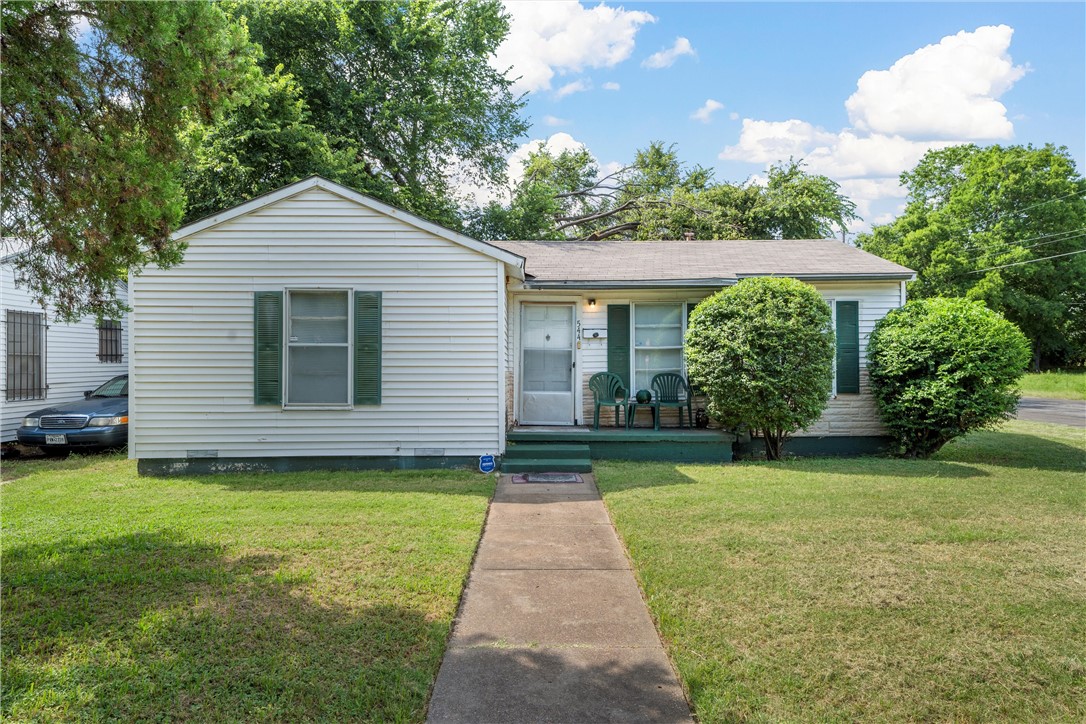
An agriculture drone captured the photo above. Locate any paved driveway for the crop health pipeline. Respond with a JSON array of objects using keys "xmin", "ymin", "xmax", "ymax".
[{"xmin": 1016, "ymin": 397, "xmax": 1085, "ymax": 427}]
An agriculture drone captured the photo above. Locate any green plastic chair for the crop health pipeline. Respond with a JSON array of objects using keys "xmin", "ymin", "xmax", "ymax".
[
  {"xmin": 588, "ymin": 372, "xmax": 627, "ymax": 430},
  {"xmin": 651, "ymin": 373, "xmax": 694, "ymax": 428}
]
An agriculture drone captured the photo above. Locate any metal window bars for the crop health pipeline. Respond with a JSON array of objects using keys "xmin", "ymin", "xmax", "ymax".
[
  {"xmin": 97, "ymin": 319, "xmax": 123, "ymax": 363},
  {"xmin": 5, "ymin": 310, "xmax": 47, "ymax": 401}
]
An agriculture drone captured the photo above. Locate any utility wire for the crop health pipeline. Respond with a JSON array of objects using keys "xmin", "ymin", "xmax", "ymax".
[
  {"xmin": 964, "ymin": 230, "xmax": 1086, "ymax": 262},
  {"xmin": 961, "ymin": 226, "xmax": 1086, "ymax": 253},
  {"xmin": 971, "ymin": 248, "xmax": 1086, "ymax": 273}
]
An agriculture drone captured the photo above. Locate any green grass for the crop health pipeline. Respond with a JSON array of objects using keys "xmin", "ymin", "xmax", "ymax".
[
  {"xmin": 1, "ymin": 455, "xmax": 494, "ymax": 722},
  {"xmin": 1021, "ymin": 369, "xmax": 1086, "ymax": 399},
  {"xmin": 597, "ymin": 420, "xmax": 1086, "ymax": 722}
]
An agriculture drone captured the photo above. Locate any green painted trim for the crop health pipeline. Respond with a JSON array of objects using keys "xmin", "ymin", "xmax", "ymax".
[
  {"xmin": 354, "ymin": 291, "xmax": 382, "ymax": 405},
  {"xmin": 737, "ymin": 435, "xmax": 895, "ymax": 458},
  {"xmin": 835, "ymin": 300, "xmax": 860, "ymax": 394},
  {"xmin": 606, "ymin": 304, "xmax": 631, "ymax": 389},
  {"xmin": 508, "ymin": 428, "xmax": 736, "ymax": 462},
  {"xmin": 509, "ymin": 428, "xmax": 735, "ymax": 443},
  {"xmin": 138, "ymin": 455, "xmax": 488, "ymax": 476}
]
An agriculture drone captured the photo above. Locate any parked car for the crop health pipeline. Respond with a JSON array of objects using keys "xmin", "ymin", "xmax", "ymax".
[{"xmin": 17, "ymin": 374, "xmax": 129, "ymax": 455}]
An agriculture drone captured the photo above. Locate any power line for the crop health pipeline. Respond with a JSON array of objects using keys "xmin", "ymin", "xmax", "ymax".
[
  {"xmin": 961, "ymin": 226, "xmax": 1086, "ymax": 253},
  {"xmin": 971, "ymin": 248, "xmax": 1086, "ymax": 274},
  {"xmin": 965, "ymin": 229, "xmax": 1086, "ymax": 262}
]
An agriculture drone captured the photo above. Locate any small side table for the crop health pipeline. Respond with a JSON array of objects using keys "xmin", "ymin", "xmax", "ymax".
[{"xmin": 626, "ymin": 400, "xmax": 660, "ymax": 430}]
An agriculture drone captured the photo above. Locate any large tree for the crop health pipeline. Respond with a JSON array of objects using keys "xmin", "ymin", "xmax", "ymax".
[
  {"xmin": 857, "ymin": 144, "xmax": 1086, "ymax": 368},
  {"xmin": 228, "ymin": 0, "xmax": 527, "ymax": 228},
  {"xmin": 1, "ymin": 1, "xmax": 260, "ymax": 320},
  {"xmin": 468, "ymin": 142, "xmax": 858, "ymax": 242}
]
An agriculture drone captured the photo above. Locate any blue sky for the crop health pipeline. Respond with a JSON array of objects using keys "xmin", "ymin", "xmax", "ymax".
[{"xmin": 481, "ymin": 1, "xmax": 1086, "ymax": 232}]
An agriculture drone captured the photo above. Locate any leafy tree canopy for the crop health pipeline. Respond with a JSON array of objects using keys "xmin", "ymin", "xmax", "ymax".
[
  {"xmin": 225, "ymin": 0, "xmax": 528, "ymax": 229},
  {"xmin": 857, "ymin": 144, "xmax": 1086, "ymax": 367},
  {"xmin": 466, "ymin": 141, "xmax": 858, "ymax": 242},
  {"xmin": 1, "ymin": 0, "xmax": 261, "ymax": 321},
  {"xmin": 685, "ymin": 277, "xmax": 836, "ymax": 460}
]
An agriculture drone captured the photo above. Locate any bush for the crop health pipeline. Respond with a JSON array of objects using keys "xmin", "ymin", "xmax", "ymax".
[
  {"xmin": 686, "ymin": 277, "xmax": 834, "ymax": 460},
  {"xmin": 867, "ymin": 297, "xmax": 1031, "ymax": 458}
]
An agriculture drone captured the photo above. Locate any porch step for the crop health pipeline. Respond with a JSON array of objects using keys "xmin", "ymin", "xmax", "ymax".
[
  {"xmin": 504, "ymin": 444, "xmax": 591, "ymax": 459},
  {"xmin": 501, "ymin": 458, "xmax": 593, "ymax": 474}
]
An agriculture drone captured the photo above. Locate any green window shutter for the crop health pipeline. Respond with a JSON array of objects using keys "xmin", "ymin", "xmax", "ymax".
[
  {"xmin": 607, "ymin": 304, "xmax": 631, "ymax": 390},
  {"xmin": 836, "ymin": 301, "xmax": 860, "ymax": 394},
  {"xmin": 354, "ymin": 291, "xmax": 382, "ymax": 405},
  {"xmin": 254, "ymin": 291, "xmax": 283, "ymax": 405}
]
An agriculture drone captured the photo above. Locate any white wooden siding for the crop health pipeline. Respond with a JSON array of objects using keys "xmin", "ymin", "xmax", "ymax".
[
  {"xmin": 1, "ymin": 264, "xmax": 129, "ymax": 442},
  {"xmin": 129, "ymin": 187, "xmax": 504, "ymax": 459},
  {"xmin": 506, "ymin": 280, "xmax": 904, "ymax": 436}
]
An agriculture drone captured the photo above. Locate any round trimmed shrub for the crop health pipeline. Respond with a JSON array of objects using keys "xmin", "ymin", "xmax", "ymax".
[
  {"xmin": 686, "ymin": 276, "xmax": 835, "ymax": 460},
  {"xmin": 867, "ymin": 297, "xmax": 1031, "ymax": 458}
]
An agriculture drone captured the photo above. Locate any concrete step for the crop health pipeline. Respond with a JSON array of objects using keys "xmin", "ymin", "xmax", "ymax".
[
  {"xmin": 501, "ymin": 458, "xmax": 593, "ymax": 474},
  {"xmin": 504, "ymin": 444, "xmax": 591, "ymax": 459}
]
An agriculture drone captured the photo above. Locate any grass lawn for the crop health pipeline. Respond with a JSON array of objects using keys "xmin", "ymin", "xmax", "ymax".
[
  {"xmin": 1, "ymin": 455, "xmax": 493, "ymax": 722},
  {"xmin": 1020, "ymin": 369, "xmax": 1086, "ymax": 400},
  {"xmin": 597, "ymin": 420, "xmax": 1085, "ymax": 722}
]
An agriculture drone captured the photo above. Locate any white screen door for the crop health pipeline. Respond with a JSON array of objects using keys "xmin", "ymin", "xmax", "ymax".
[{"xmin": 520, "ymin": 304, "xmax": 575, "ymax": 425}]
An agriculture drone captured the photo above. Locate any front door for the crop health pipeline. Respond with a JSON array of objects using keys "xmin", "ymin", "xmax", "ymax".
[{"xmin": 520, "ymin": 304, "xmax": 575, "ymax": 425}]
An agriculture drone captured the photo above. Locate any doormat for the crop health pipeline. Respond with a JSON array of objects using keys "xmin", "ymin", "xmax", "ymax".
[{"xmin": 510, "ymin": 473, "xmax": 584, "ymax": 484}]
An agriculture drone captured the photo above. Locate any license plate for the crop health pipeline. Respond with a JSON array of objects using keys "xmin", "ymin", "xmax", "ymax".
[{"xmin": 45, "ymin": 434, "xmax": 67, "ymax": 445}]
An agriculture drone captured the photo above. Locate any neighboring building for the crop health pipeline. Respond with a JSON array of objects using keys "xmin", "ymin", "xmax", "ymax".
[
  {"xmin": 1, "ymin": 254, "xmax": 129, "ymax": 442},
  {"xmin": 128, "ymin": 177, "xmax": 914, "ymax": 474}
]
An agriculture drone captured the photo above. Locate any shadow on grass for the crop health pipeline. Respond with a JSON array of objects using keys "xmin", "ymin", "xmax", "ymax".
[
  {"xmin": 936, "ymin": 431, "xmax": 1085, "ymax": 473},
  {"xmin": 2, "ymin": 531, "xmax": 448, "ymax": 722},
  {"xmin": 170, "ymin": 468, "xmax": 497, "ymax": 497}
]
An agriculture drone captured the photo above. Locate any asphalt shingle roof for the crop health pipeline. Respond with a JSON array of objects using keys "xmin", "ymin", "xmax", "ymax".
[{"xmin": 490, "ymin": 239, "xmax": 914, "ymax": 285}]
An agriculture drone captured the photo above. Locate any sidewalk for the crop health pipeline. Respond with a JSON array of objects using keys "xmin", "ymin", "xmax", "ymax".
[{"xmin": 427, "ymin": 474, "xmax": 693, "ymax": 723}]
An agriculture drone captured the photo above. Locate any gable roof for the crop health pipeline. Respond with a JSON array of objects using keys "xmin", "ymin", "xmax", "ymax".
[
  {"xmin": 490, "ymin": 239, "xmax": 915, "ymax": 288},
  {"xmin": 172, "ymin": 176, "xmax": 526, "ymax": 278}
]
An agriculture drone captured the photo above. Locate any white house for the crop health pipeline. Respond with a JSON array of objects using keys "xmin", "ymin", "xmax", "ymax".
[
  {"xmin": 128, "ymin": 177, "xmax": 914, "ymax": 474},
  {"xmin": 1, "ymin": 253, "xmax": 129, "ymax": 443}
]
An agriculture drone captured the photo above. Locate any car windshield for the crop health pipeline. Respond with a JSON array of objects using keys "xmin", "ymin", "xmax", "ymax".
[{"xmin": 90, "ymin": 377, "xmax": 128, "ymax": 398}]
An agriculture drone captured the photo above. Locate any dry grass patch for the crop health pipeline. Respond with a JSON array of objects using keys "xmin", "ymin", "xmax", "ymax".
[{"xmin": 597, "ymin": 420, "xmax": 1085, "ymax": 722}]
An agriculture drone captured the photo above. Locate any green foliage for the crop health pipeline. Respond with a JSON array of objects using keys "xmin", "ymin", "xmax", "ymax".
[
  {"xmin": 182, "ymin": 68, "xmax": 360, "ymax": 224},
  {"xmin": 857, "ymin": 144, "xmax": 1086, "ymax": 367},
  {"xmin": 228, "ymin": 0, "xmax": 527, "ymax": 229},
  {"xmin": 471, "ymin": 141, "xmax": 858, "ymax": 242},
  {"xmin": 867, "ymin": 297, "xmax": 1032, "ymax": 458},
  {"xmin": 685, "ymin": 277, "xmax": 835, "ymax": 460},
  {"xmin": 1, "ymin": 0, "xmax": 261, "ymax": 321}
]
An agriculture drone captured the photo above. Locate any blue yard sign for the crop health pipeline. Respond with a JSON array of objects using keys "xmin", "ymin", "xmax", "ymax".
[{"xmin": 479, "ymin": 454, "xmax": 496, "ymax": 474}]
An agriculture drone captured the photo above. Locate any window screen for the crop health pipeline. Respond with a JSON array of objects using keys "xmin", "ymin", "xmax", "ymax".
[
  {"xmin": 287, "ymin": 290, "xmax": 349, "ymax": 405},
  {"xmin": 633, "ymin": 303, "xmax": 684, "ymax": 391}
]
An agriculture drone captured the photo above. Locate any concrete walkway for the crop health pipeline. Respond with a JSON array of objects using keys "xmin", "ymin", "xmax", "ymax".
[
  {"xmin": 1016, "ymin": 397, "xmax": 1086, "ymax": 427},
  {"xmin": 427, "ymin": 474, "xmax": 693, "ymax": 724}
]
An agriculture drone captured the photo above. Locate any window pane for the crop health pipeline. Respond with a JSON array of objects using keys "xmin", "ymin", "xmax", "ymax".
[
  {"xmin": 523, "ymin": 349, "xmax": 572, "ymax": 392},
  {"xmin": 288, "ymin": 346, "xmax": 349, "ymax": 404},
  {"xmin": 636, "ymin": 304, "xmax": 682, "ymax": 325},
  {"xmin": 290, "ymin": 291, "xmax": 348, "ymax": 343},
  {"xmin": 634, "ymin": 325, "xmax": 682, "ymax": 347},
  {"xmin": 634, "ymin": 349, "xmax": 682, "ymax": 391}
]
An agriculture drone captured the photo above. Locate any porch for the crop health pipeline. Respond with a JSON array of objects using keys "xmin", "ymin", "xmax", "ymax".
[{"xmin": 505, "ymin": 425, "xmax": 737, "ymax": 472}]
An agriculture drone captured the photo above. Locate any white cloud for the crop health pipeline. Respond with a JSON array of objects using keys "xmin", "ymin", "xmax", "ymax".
[
  {"xmin": 542, "ymin": 115, "xmax": 571, "ymax": 127},
  {"xmin": 720, "ymin": 119, "xmax": 837, "ymax": 163},
  {"xmin": 691, "ymin": 99, "xmax": 725, "ymax": 124},
  {"xmin": 728, "ymin": 111, "xmax": 740, "ymax": 121},
  {"xmin": 642, "ymin": 36, "xmax": 695, "ymax": 69},
  {"xmin": 455, "ymin": 132, "xmax": 593, "ymax": 207},
  {"xmin": 602, "ymin": 81, "xmax": 621, "ymax": 91},
  {"xmin": 493, "ymin": 2, "xmax": 655, "ymax": 94},
  {"xmin": 845, "ymin": 25, "xmax": 1026, "ymax": 140},
  {"xmin": 718, "ymin": 25, "xmax": 1028, "ymax": 231},
  {"xmin": 554, "ymin": 79, "xmax": 591, "ymax": 100}
]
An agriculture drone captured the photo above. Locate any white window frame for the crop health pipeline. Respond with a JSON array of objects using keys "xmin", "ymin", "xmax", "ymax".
[
  {"xmin": 283, "ymin": 288, "xmax": 354, "ymax": 410},
  {"xmin": 630, "ymin": 302, "xmax": 687, "ymax": 393}
]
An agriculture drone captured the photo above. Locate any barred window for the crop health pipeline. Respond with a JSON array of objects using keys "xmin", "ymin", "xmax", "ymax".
[
  {"xmin": 97, "ymin": 320, "xmax": 123, "ymax": 363},
  {"xmin": 5, "ymin": 310, "xmax": 46, "ymax": 401}
]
